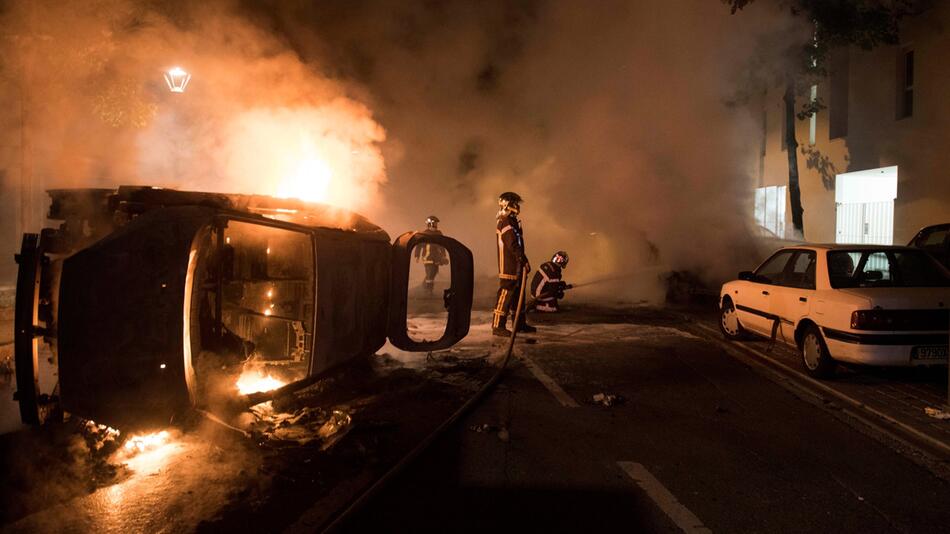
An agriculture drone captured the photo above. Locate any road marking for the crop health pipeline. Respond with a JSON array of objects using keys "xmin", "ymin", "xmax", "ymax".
[
  {"xmin": 617, "ymin": 462, "xmax": 712, "ymax": 533},
  {"xmin": 518, "ymin": 353, "xmax": 580, "ymax": 407},
  {"xmin": 693, "ymin": 322, "xmax": 950, "ymax": 457}
]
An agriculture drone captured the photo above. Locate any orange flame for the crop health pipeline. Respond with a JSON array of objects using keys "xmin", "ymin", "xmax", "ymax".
[
  {"xmin": 124, "ymin": 430, "xmax": 171, "ymax": 453},
  {"xmin": 276, "ymin": 135, "xmax": 333, "ymax": 203},
  {"xmin": 236, "ymin": 368, "xmax": 285, "ymax": 395},
  {"xmin": 216, "ymin": 107, "xmax": 386, "ymax": 211}
]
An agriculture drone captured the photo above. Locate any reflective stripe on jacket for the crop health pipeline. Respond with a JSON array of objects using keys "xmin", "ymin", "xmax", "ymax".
[{"xmin": 530, "ymin": 261, "xmax": 562, "ymax": 298}]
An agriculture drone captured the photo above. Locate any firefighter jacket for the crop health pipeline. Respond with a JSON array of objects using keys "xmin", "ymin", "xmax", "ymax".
[
  {"xmin": 413, "ymin": 228, "xmax": 448, "ymax": 265},
  {"xmin": 496, "ymin": 213, "xmax": 527, "ymax": 280},
  {"xmin": 530, "ymin": 261, "xmax": 565, "ymax": 300}
]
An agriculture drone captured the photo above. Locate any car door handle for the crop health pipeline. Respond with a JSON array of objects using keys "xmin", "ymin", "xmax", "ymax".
[
  {"xmin": 799, "ymin": 297, "xmax": 808, "ymax": 302},
  {"xmin": 762, "ymin": 290, "xmax": 769, "ymax": 296}
]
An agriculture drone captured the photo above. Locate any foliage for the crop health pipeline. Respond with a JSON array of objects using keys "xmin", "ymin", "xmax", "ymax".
[
  {"xmin": 724, "ymin": 0, "xmax": 915, "ymax": 117},
  {"xmin": 725, "ymin": 0, "xmax": 916, "ymax": 239},
  {"xmin": 801, "ymin": 145, "xmax": 846, "ymax": 190}
]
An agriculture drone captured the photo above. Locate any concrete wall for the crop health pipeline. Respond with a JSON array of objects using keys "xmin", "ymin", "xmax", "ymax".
[
  {"xmin": 0, "ymin": 79, "xmax": 24, "ymax": 284},
  {"xmin": 760, "ymin": 4, "xmax": 950, "ymax": 244}
]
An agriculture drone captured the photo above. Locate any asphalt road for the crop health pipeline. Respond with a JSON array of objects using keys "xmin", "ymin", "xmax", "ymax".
[
  {"xmin": 342, "ymin": 307, "xmax": 950, "ymax": 533},
  {"xmin": 4, "ymin": 305, "xmax": 950, "ymax": 533}
]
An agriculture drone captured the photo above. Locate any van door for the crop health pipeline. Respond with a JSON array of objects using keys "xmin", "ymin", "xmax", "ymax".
[{"xmin": 387, "ymin": 232, "xmax": 474, "ymax": 351}]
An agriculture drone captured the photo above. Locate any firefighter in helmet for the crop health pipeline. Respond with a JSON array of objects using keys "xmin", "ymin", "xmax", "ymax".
[
  {"xmin": 531, "ymin": 251, "xmax": 572, "ymax": 312},
  {"xmin": 414, "ymin": 215, "xmax": 448, "ymax": 294},
  {"xmin": 493, "ymin": 192, "xmax": 535, "ymax": 336}
]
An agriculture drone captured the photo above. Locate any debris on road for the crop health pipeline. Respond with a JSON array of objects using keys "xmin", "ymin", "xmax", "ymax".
[
  {"xmin": 924, "ymin": 407, "xmax": 950, "ymax": 420},
  {"xmin": 318, "ymin": 410, "xmax": 353, "ymax": 439},
  {"xmin": 592, "ymin": 392, "xmax": 624, "ymax": 407}
]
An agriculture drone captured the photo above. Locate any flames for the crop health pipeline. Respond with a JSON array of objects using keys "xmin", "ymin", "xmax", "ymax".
[
  {"xmin": 276, "ymin": 135, "xmax": 334, "ymax": 203},
  {"xmin": 235, "ymin": 367, "xmax": 286, "ymax": 395},
  {"xmin": 124, "ymin": 430, "xmax": 171, "ymax": 453},
  {"xmin": 219, "ymin": 106, "xmax": 387, "ymax": 211},
  {"xmin": 83, "ymin": 419, "xmax": 178, "ymax": 471}
]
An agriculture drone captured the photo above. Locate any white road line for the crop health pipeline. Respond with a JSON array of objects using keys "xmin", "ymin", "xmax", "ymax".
[
  {"xmin": 617, "ymin": 462, "xmax": 712, "ymax": 533},
  {"xmin": 518, "ymin": 353, "xmax": 581, "ymax": 408},
  {"xmin": 693, "ymin": 322, "xmax": 950, "ymax": 457}
]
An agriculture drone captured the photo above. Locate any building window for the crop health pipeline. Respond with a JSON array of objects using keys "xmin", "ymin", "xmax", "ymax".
[
  {"xmin": 829, "ymin": 49, "xmax": 849, "ymax": 139},
  {"xmin": 754, "ymin": 185, "xmax": 787, "ymax": 238},
  {"xmin": 897, "ymin": 49, "xmax": 914, "ymax": 119}
]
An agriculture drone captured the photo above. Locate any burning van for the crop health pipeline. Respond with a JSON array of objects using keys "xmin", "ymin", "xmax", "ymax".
[{"xmin": 13, "ymin": 186, "xmax": 473, "ymax": 429}]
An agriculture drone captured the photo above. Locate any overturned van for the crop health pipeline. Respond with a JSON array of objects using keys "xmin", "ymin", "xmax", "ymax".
[{"xmin": 14, "ymin": 186, "xmax": 473, "ymax": 429}]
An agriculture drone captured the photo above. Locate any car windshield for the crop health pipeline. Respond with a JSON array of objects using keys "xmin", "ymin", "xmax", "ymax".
[{"xmin": 827, "ymin": 249, "xmax": 950, "ymax": 288}]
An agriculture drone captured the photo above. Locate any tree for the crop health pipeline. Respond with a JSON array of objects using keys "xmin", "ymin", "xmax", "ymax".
[{"xmin": 725, "ymin": 0, "xmax": 913, "ymax": 239}]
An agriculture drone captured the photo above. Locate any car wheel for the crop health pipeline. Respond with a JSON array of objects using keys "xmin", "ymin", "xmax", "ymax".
[
  {"xmin": 719, "ymin": 300, "xmax": 746, "ymax": 341},
  {"xmin": 800, "ymin": 325, "xmax": 836, "ymax": 379}
]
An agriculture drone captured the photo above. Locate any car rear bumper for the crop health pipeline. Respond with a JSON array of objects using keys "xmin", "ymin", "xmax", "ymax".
[{"xmin": 823, "ymin": 328, "xmax": 948, "ymax": 366}]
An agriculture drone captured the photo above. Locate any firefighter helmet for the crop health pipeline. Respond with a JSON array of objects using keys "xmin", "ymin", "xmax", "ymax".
[
  {"xmin": 498, "ymin": 192, "xmax": 522, "ymax": 215},
  {"xmin": 426, "ymin": 215, "xmax": 440, "ymax": 229},
  {"xmin": 552, "ymin": 251, "xmax": 569, "ymax": 268}
]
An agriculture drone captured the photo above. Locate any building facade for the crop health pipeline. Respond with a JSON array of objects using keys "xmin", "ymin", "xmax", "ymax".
[{"xmin": 756, "ymin": 4, "xmax": 950, "ymax": 245}]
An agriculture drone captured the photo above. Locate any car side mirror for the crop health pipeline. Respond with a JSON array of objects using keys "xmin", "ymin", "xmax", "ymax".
[
  {"xmin": 738, "ymin": 271, "xmax": 755, "ymax": 281},
  {"xmin": 388, "ymin": 231, "xmax": 473, "ymax": 351}
]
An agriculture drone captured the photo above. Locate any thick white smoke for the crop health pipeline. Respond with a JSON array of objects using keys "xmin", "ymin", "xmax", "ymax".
[{"xmin": 0, "ymin": 0, "xmax": 793, "ymax": 300}]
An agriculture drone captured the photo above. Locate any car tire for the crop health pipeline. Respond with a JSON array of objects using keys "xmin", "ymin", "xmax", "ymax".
[
  {"xmin": 800, "ymin": 325, "xmax": 836, "ymax": 379},
  {"xmin": 719, "ymin": 300, "xmax": 746, "ymax": 341}
]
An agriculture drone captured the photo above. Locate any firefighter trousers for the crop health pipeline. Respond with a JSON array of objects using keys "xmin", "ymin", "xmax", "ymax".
[
  {"xmin": 423, "ymin": 264, "xmax": 439, "ymax": 292},
  {"xmin": 493, "ymin": 278, "xmax": 526, "ymax": 329}
]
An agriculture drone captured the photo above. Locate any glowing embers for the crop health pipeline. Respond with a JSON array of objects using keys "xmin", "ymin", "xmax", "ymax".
[
  {"xmin": 235, "ymin": 366, "xmax": 286, "ymax": 395},
  {"xmin": 117, "ymin": 429, "xmax": 183, "ymax": 477},
  {"xmin": 82, "ymin": 419, "xmax": 181, "ymax": 472},
  {"xmin": 124, "ymin": 430, "xmax": 171, "ymax": 454},
  {"xmin": 276, "ymin": 135, "xmax": 333, "ymax": 203},
  {"xmin": 164, "ymin": 66, "xmax": 191, "ymax": 93}
]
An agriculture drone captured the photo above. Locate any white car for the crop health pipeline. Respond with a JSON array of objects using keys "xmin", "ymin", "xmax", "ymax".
[{"xmin": 719, "ymin": 245, "xmax": 950, "ymax": 378}]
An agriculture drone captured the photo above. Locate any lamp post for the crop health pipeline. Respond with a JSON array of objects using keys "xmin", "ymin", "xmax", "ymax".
[
  {"xmin": 163, "ymin": 66, "xmax": 191, "ymax": 181},
  {"xmin": 163, "ymin": 67, "xmax": 191, "ymax": 93}
]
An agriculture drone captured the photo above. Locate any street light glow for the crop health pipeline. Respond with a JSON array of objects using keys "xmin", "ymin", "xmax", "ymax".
[{"xmin": 164, "ymin": 66, "xmax": 191, "ymax": 93}]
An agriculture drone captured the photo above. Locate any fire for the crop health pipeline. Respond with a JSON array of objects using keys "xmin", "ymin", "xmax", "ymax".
[
  {"xmin": 276, "ymin": 136, "xmax": 334, "ymax": 203},
  {"xmin": 124, "ymin": 430, "xmax": 171, "ymax": 453},
  {"xmin": 215, "ymin": 107, "xmax": 387, "ymax": 211},
  {"xmin": 236, "ymin": 367, "xmax": 286, "ymax": 395}
]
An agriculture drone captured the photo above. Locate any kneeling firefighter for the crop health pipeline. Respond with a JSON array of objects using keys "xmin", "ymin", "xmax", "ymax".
[
  {"xmin": 493, "ymin": 192, "xmax": 536, "ymax": 336},
  {"xmin": 531, "ymin": 251, "xmax": 572, "ymax": 312}
]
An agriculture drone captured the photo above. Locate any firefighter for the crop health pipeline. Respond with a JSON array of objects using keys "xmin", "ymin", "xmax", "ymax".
[
  {"xmin": 414, "ymin": 215, "xmax": 448, "ymax": 294},
  {"xmin": 531, "ymin": 251, "xmax": 572, "ymax": 312},
  {"xmin": 493, "ymin": 192, "xmax": 536, "ymax": 336}
]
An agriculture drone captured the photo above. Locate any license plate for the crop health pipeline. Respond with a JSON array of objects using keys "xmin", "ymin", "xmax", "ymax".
[{"xmin": 913, "ymin": 346, "xmax": 949, "ymax": 360}]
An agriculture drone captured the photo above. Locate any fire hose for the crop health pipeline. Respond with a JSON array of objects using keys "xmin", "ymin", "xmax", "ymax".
[
  {"xmin": 316, "ymin": 265, "xmax": 530, "ymax": 533},
  {"xmin": 567, "ymin": 266, "xmax": 667, "ymax": 290}
]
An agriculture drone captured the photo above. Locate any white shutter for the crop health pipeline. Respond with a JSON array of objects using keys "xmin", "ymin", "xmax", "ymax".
[{"xmin": 836, "ymin": 203, "xmax": 864, "ymax": 244}]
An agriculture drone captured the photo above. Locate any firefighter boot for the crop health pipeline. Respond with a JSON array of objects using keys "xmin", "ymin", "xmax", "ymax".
[
  {"xmin": 516, "ymin": 317, "xmax": 537, "ymax": 334},
  {"xmin": 492, "ymin": 314, "xmax": 514, "ymax": 337}
]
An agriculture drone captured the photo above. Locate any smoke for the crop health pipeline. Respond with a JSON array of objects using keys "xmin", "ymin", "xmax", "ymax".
[
  {"xmin": 0, "ymin": 0, "xmax": 388, "ymax": 218},
  {"xmin": 0, "ymin": 0, "xmax": 793, "ymax": 300},
  {"xmin": 262, "ymin": 0, "xmax": 793, "ymax": 300}
]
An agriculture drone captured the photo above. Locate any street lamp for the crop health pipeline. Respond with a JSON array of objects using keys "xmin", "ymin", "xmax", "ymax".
[{"xmin": 164, "ymin": 66, "xmax": 191, "ymax": 93}]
